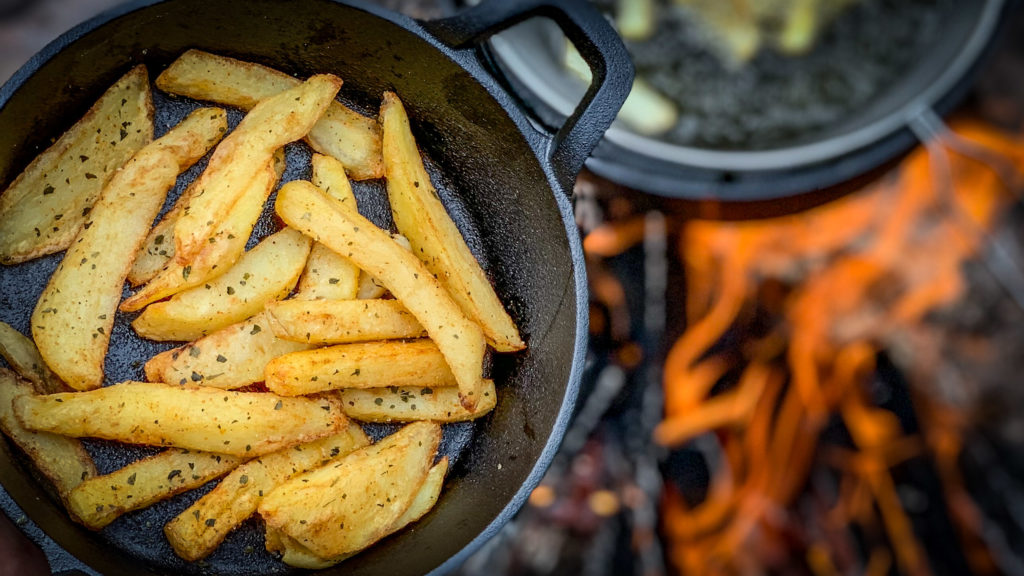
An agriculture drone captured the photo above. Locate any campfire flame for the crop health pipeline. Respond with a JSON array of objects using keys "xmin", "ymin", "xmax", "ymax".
[{"xmin": 583, "ymin": 116, "xmax": 1024, "ymax": 576}]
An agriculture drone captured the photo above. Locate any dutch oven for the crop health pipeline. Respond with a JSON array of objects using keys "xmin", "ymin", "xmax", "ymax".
[{"xmin": 473, "ymin": 0, "xmax": 1013, "ymax": 203}]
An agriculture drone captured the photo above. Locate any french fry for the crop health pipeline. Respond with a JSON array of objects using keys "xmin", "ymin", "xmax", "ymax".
[
  {"xmin": 264, "ymin": 299, "xmax": 425, "ymax": 345},
  {"xmin": 127, "ymin": 196, "xmax": 183, "ymax": 286},
  {"xmin": 381, "ymin": 92, "xmax": 524, "ymax": 352},
  {"xmin": 132, "ymin": 227, "xmax": 312, "ymax": 341},
  {"xmin": 352, "ymin": 233, "xmax": 413, "ymax": 300},
  {"xmin": 357, "ymin": 271, "xmax": 388, "ymax": 299},
  {"xmin": 265, "ymin": 340, "xmax": 455, "ymax": 396},
  {"xmin": 0, "ymin": 66, "xmax": 153, "ymax": 264},
  {"xmin": 173, "ymin": 74, "xmax": 340, "ymax": 262},
  {"xmin": 127, "ymin": 150, "xmax": 286, "ymax": 288},
  {"xmin": 13, "ymin": 381, "xmax": 349, "ymax": 457},
  {"xmin": 340, "ymin": 380, "xmax": 496, "ymax": 423},
  {"xmin": 258, "ymin": 421, "xmax": 441, "ymax": 559},
  {"xmin": 270, "ymin": 457, "xmax": 448, "ymax": 569},
  {"xmin": 122, "ymin": 150, "xmax": 285, "ymax": 310},
  {"xmin": 164, "ymin": 423, "xmax": 369, "ymax": 561},
  {"xmin": 66, "ymin": 448, "xmax": 244, "ymax": 530},
  {"xmin": 156, "ymin": 50, "xmax": 383, "ymax": 180},
  {"xmin": 0, "ymin": 368, "xmax": 95, "ymax": 500},
  {"xmin": 144, "ymin": 312, "xmax": 312, "ymax": 390},
  {"xmin": 266, "ymin": 527, "xmax": 342, "ymax": 570},
  {"xmin": 275, "ymin": 180, "xmax": 487, "ymax": 410},
  {"xmin": 31, "ymin": 109, "xmax": 227, "ymax": 390},
  {"xmin": 294, "ymin": 154, "xmax": 361, "ymax": 301},
  {"xmin": 0, "ymin": 321, "xmax": 66, "ymax": 394}
]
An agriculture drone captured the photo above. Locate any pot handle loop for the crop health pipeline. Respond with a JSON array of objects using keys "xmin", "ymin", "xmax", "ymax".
[{"xmin": 424, "ymin": 0, "xmax": 633, "ymax": 191}]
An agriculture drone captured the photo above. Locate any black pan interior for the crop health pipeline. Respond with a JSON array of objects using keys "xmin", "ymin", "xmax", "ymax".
[{"xmin": 0, "ymin": 1, "xmax": 581, "ymax": 574}]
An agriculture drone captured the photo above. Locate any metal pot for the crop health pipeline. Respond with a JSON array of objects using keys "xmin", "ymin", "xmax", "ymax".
[
  {"xmin": 0, "ymin": 0, "xmax": 632, "ymax": 574},
  {"xmin": 478, "ymin": 0, "xmax": 1011, "ymax": 202}
]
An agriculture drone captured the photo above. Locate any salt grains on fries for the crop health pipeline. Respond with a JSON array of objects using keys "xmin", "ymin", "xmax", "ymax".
[{"xmin": 0, "ymin": 53, "xmax": 524, "ymax": 570}]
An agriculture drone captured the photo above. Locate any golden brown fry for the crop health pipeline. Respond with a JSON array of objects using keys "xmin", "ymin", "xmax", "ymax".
[
  {"xmin": 132, "ymin": 227, "xmax": 312, "ymax": 341},
  {"xmin": 0, "ymin": 321, "xmax": 66, "ymax": 394},
  {"xmin": 265, "ymin": 339, "xmax": 455, "ymax": 396},
  {"xmin": 271, "ymin": 457, "xmax": 448, "ymax": 569},
  {"xmin": 340, "ymin": 380, "xmax": 496, "ymax": 423},
  {"xmin": 121, "ymin": 150, "xmax": 285, "ymax": 310},
  {"xmin": 31, "ymin": 109, "xmax": 227, "ymax": 390},
  {"xmin": 275, "ymin": 180, "xmax": 487, "ymax": 410},
  {"xmin": 13, "ymin": 381, "xmax": 349, "ymax": 457},
  {"xmin": 164, "ymin": 423, "xmax": 369, "ymax": 561},
  {"xmin": 264, "ymin": 299, "xmax": 425, "ymax": 345},
  {"xmin": 66, "ymin": 448, "xmax": 243, "ymax": 530},
  {"xmin": 173, "ymin": 74, "xmax": 340, "ymax": 262},
  {"xmin": 127, "ymin": 196, "xmax": 183, "ymax": 286},
  {"xmin": 156, "ymin": 50, "xmax": 382, "ymax": 180},
  {"xmin": 144, "ymin": 312, "xmax": 312, "ymax": 390},
  {"xmin": 295, "ymin": 154, "xmax": 361, "ymax": 301},
  {"xmin": 0, "ymin": 66, "xmax": 153, "ymax": 264},
  {"xmin": 258, "ymin": 421, "xmax": 441, "ymax": 559},
  {"xmin": 381, "ymin": 92, "xmax": 524, "ymax": 352},
  {"xmin": 0, "ymin": 368, "xmax": 95, "ymax": 500}
]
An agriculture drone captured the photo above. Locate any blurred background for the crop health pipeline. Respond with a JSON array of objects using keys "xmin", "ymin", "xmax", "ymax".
[{"xmin": 3, "ymin": 1, "xmax": 1024, "ymax": 575}]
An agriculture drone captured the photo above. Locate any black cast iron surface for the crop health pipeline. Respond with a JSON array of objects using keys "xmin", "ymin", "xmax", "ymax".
[{"xmin": 0, "ymin": 0, "xmax": 632, "ymax": 574}]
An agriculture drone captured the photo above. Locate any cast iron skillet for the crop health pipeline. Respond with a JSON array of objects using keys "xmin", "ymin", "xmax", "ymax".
[
  {"xmin": 477, "ymin": 0, "xmax": 1013, "ymax": 203},
  {"xmin": 0, "ymin": 0, "xmax": 632, "ymax": 574}
]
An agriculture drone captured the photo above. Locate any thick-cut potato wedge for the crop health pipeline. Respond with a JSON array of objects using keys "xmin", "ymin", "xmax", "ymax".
[
  {"xmin": 14, "ymin": 381, "xmax": 348, "ymax": 457},
  {"xmin": 0, "ymin": 321, "xmax": 66, "ymax": 395},
  {"xmin": 265, "ymin": 340, "xmax": 455, "ymax": 396},
  {"xmin": 341, "ymin": 380, "xmax": 496, "ymax": 423},
  {"xmin": 144, "ymin": 312, "xmax": 311, "ymax": 390},
  {"xmin": 295, "ymin": 154, "xmax": 361, "ymax": 301},
  {"xmin": 173, "ymin": 75, "xmax": 340, "ymax": 262},
  {"xmin": 258, "ymin": 421, "xmax": 441, "ymax": 559},
  {"xmin": 132, "ymin": 227, "xmax": 312, "ymax": 341},
  {"xmin": 156, "ymin": 50, "xmax": 382, "ymax": 180},
  {"xmin": 381, "ymin": 93, "xmax": 524, "ymax": 352},
  {"xmin": 121, "ymin": 158, "xmax": 281, "ymax": 311},
  {"xmin": 127, "ymin": 150, "xmax": 286, "ymax": 288},
  {"xmin": 0, "ymin": 66, "xmax": 153, "ymax": 264},
  {"xmin": 66, "ymin": 448, "xmax": 243, "ymax": 530},
  {"xmin": 392, "ymin": 455, "xmax": 448, "ymax": 526},
  {"xmin": 270, "ymin": 457, "xmax": 448, "ymax": 569},
  {"xmin": 264, "ymin": 299, "xmax": 425, "ymax": 345},
  {"xmin": 31, "ymin": 109, "xmax": 227, "ymax": 390},
  {"xmin": 165, "ymin": 423, "xmax": 369, "ymax": 561},
  {"xmin": 0, "ymin": 368, "xmax": 95, "ymax": 500},
  {"xmin": 275, "ymin": 181, "xmax": 487, "ymax": 410}
]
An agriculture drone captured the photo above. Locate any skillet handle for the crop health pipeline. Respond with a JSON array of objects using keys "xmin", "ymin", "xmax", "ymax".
[{"xmin": 424, "ymin": 0, "xmax": 634, "ymax": 191}]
